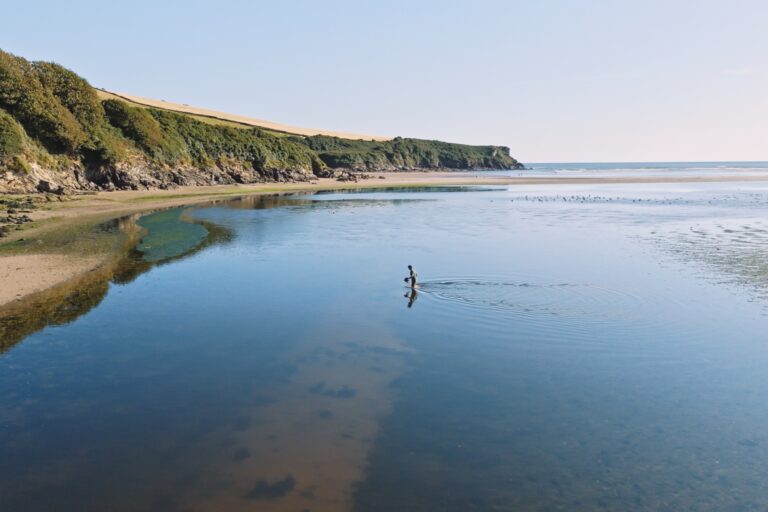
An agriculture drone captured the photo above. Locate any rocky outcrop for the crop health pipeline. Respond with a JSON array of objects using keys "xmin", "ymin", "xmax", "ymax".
[
  {"xmin": 0, "ymin": 159, "xmax": 318, "ymax": 194},
  {"xmin": 0, "ymin": 196, "xmax": 35, "ymax": 237}
]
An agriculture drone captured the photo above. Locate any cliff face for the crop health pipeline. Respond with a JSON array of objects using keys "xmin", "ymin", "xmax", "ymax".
[
  {"xmin": 302, "ymin": 136, "xmax": 521, "ymax": 173},
  {"xmin": 0, "ymin": 159, "xmax": 317, "ymax": 195},
  {"xmin": 0, "ymin": 49, "xmax": 522, "ymax": 194}
]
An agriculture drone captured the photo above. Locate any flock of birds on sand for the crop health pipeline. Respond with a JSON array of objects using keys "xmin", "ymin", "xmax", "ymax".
[
  {"xmin": 505, "ymin": 194, "xmax": 686, "ymax": 205},
  {"xmin": 504, "ymin": 193, "xmax": 767, "ymax": 206}
]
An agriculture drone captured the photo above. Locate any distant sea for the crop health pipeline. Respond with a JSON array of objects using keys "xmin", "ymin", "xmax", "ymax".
[{"xmin": 494, "ymin": 161, "xmax": 768, "ymax": 178}]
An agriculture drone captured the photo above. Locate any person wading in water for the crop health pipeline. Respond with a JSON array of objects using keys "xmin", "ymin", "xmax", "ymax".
[
  {"xmin": 405, "ymin": 265, "xmax": 418, "ymax": 288},
  {"xmin": 403, "ymin": 265, "xmax": 419, "ymax": 308}
]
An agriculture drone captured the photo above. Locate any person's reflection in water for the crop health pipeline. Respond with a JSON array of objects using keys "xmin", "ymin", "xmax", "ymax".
[{"xmin": 404, "ymin": 288, "xmax": 419, "ymax": 308}]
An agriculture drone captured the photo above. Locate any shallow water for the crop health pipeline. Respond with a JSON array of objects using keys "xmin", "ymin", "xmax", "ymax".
[{"xmin": 2, "ymin": 182, "xmax": 768, "ymax": 511}]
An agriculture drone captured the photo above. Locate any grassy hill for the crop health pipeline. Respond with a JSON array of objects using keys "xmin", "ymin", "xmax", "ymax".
[
  {"xmin": 0, "ymin": 49, "xmax": 522, "ymax": 193},
  {"xmin": 94, "ymin": 89, "xmax": 391, "ymax": 140}
]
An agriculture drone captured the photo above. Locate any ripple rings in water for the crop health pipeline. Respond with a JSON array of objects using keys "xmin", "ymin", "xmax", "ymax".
[{"xmin": 415, "ymin": 276, "xmax": 692, "ymax": 350}]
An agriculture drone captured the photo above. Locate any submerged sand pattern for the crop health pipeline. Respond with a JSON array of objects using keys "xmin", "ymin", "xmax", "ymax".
[{"xmin": 183, "ymin": 312, "xmax": 411, "ymax": 512}]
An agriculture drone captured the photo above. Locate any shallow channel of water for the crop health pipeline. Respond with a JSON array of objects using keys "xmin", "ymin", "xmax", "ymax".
[{"xmin": 2, "ymin": 183, "xmax": 768, "ymax": 511}]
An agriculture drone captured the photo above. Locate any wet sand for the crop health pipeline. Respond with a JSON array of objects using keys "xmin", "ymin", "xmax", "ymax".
[
  {"xmin": 0, "ymin": 254, "xmax": 104, "ymax": 306},
  {"xmin": 3, "ymin": 171, "xmax": 768, "ymax": 308}
]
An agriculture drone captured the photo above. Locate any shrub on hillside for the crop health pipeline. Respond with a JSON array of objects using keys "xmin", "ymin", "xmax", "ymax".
[
  {"xmin": 79, "ymin": 124, "xmax": 131, "ymax": 166},
  {"xmin": 32, "ymin": 61, "xmax": 104, "ymax": 127},
  {"xmin": 0, "ymin": 50, "xmax": 86, "ymax": 154},
  {"xmin": 148, "ymin": 108, "xmax": 321, "ymax": 171},
  {"xmin": 103, "ymin": 99, "xmax": 186, "ymax": 163},
  {"xmin": 0, "ymin": 108, "xmax": 25, "ymax": 160}
]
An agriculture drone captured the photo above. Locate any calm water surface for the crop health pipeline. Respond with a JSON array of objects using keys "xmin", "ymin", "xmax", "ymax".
[{"xmin": 2, "ymin": 181, "xmax": 768, "ymax": 511}]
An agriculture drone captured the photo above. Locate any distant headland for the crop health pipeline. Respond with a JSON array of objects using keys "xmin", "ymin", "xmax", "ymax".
[{"xmin": 0, "ymin": 49, "xmax": 522, "ymax": 194}]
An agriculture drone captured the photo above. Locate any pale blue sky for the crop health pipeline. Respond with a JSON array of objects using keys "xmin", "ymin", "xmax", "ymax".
[{"xmin": 4, "ymin": 1, "xmax": 767, "ymax": 162}]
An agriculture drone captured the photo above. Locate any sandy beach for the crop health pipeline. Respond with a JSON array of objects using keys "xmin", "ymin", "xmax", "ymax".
[{"xmin": 3, "ymin": 171, "xmax": 768, "ymax": 309}]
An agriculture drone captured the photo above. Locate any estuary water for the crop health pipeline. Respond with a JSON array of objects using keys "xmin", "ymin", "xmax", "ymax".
[{"xmin": 2, "ymin": 179, "xmax": 768, "ymax": 511}]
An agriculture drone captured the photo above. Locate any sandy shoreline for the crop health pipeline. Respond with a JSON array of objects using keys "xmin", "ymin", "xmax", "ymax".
[
  {"xmin": 2, "ymin": 171, "xmax": 768, "ymax": 309},
  {"xmin": 0, "ymin": 254, "xmax": 104, "ymax": 306}
]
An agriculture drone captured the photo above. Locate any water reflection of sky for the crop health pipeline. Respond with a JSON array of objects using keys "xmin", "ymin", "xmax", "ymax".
[{"xmin": 2, "ymin": 182, "xmax": 768, "ymax": 511}]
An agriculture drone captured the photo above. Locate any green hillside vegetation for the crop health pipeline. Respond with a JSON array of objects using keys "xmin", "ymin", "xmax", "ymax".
[
  {"xmin": 96, "ymin": 89, "xmax": 294, "ymax": 134},
  {"xmin": 301, "ymin": 135, "xmax": 517, "ymax": 170},
  {"xmin": 0, "ymin": 109, "xmax": 25, "ymax": 160},
  {"xmin": 0, "ymin": 48, "xmax": 521, "ymax": 191},
  {"xmin": 0, "ymin": 52, "xmax": 86, "ymax": 154}
]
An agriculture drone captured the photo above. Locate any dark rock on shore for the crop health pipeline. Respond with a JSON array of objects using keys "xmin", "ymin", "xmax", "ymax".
[
  {"xmin": 36, "ymin": 180, "xmax": 65, "ymax": 195},
  {"xmin": 0, "ymin": 196, "xmax": 37, "ymax": 236}
]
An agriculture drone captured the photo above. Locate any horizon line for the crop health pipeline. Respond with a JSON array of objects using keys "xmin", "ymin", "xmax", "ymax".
[{"xmin": 524, "ymin": 159, "xmax": 768, "ymax": 165}]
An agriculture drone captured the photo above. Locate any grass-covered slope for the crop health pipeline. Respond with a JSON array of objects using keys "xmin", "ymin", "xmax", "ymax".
[
  {"xmin": 301, "ymin": 135, "xmax": 518, "ymax": 171},
  {"xmin": 0, "ymin": 49, "xmax": 521, "ymax": 193}
]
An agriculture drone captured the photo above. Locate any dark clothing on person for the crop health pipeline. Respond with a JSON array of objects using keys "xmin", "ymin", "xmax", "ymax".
[{"xmin": 408, "ymin": 267, "xmax": 418, "ymax": 288}]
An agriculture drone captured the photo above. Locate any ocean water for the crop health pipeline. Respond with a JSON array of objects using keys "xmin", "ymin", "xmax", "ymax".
[
  {"xmin": 2, "ymin": 178, "xmax": 768, "ymax": 511},
  {"xmin": 493, "ymin": 160, "xmax": 768, "ymax": 178}
]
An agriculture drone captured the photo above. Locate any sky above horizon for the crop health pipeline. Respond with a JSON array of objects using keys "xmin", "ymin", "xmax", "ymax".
[{"xmin": 3, "ymin": 0, "xmax": 767, "ymax": 163}]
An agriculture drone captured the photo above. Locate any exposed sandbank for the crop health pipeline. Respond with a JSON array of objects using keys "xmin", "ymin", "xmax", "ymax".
[{"xmin": 0, "ymin": 254, "xmax": 103, "ymax": 306}]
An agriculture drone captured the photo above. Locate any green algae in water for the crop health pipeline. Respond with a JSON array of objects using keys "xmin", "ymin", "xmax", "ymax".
[
  {"xmin": 0, "ymin": 209, "xmax": 231, "ymax": 353},
  {"xmin": 136, "ymin": 208, "xmax": 209, "ymax": 262}
]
